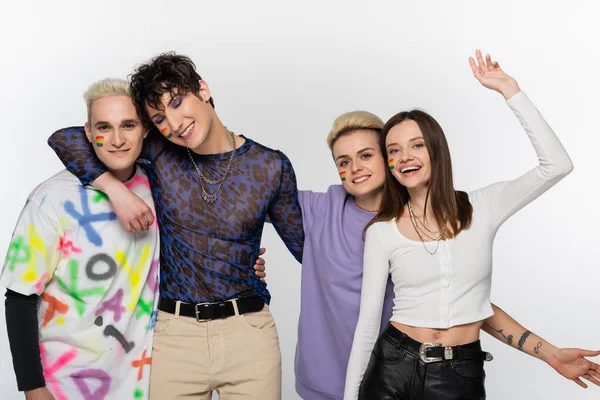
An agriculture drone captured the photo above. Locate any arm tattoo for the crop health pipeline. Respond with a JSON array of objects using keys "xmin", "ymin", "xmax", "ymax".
[
  {"xmin": 486, "ymin": 325, "xmax": 513, "ymax": 346},
  {"xmin": 534, "ymin": 342, "xmax": 542, "ymax": 354},
  {"xmin": 517, "ymin": 330, "xmax": 532, "ymax": 351}
]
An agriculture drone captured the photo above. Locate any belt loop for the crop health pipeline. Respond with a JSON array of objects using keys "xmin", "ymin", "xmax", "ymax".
[
  {"xmin": 175, "ymin": 300, "xmax": 181, "ymax": 319},
  {"xmin": 231, "ymin": 298, "xmax": 240, "ymax": 316}
]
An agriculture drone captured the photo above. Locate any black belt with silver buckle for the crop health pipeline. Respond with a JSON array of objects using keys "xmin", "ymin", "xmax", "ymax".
[
  {"xmin": 386, "ymin": 325, "xmax": 493, "ymax": 363},
  {"xmin": 158, "ymin": 296, "xmax": 265, "ymax": 321}
]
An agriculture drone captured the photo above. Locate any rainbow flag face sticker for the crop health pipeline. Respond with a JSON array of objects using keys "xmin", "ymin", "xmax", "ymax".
[
  {"xmin": 388, "ymin": 159, "xmax": 395, "ymax": 170},
  {"xmin": 339, "ymin": 171, "xmax": 347, "ymax": 181},
  {"xmin": 95, "ymin": 136, "xmax": 105, "ymax": 147},
  {"xmin": 160, "ymin": 128, "xmax": 172, "ymax": 139}
]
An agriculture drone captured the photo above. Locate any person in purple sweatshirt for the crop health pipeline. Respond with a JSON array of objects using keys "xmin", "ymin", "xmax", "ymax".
[{"xmin": 293, "ymin": 110, "xmax": 599, "ymax": 399}]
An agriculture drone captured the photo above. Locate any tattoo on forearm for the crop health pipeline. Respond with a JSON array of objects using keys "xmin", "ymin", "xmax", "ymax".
[
  {"xmin": 534, "ymin": 342, "xmax": 542, "ymax": 354},
  {"xmin": 486, "ymin": 325, "xmax": 513, "ymax": 345},
  {"xmin": 517, "ymin": 330, "xmax": 532, "ymax": 351}
]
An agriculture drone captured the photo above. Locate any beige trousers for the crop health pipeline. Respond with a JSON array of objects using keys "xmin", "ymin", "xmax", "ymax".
[{"xmin": 149, "ymin": 303, "xmax": 282, "ymax": 400}]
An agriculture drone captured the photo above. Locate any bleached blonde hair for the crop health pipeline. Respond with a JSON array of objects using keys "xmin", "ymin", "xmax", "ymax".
[
  {"xmin": 326, "ymin": 110, "xmax": 384, "ymax": 151},
  {"xmin": 83, "ymin": 78, "xmax": 131, "ymax": 122}
]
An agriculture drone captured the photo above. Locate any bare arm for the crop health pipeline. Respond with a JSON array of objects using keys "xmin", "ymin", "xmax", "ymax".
[{"xmin": 484, "ymin": 304, "xmax": 600, "ymax": 388}]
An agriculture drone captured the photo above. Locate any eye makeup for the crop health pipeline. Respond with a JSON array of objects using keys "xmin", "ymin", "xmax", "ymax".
[
  {"xmin": 160, "ymin": 128, "xmax": 172, "ymax": 139},
  {"xmin": 96, "ymin": 136, "xmax": 105, "ymax": 147},
  {"xmin": 339, "ymin": 171, "xmax": 347, "ymax": 181}
]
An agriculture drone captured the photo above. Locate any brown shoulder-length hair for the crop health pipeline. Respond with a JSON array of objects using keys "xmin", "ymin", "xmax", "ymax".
[{"xmin": 365, "ymin": 110, "xmax": 472, "ymax": 239}]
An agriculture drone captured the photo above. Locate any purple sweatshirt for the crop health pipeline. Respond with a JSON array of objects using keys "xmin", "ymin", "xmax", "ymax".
[{"xmin": 296, "ymin": 186, "xmax": 394, "ymax": 400}]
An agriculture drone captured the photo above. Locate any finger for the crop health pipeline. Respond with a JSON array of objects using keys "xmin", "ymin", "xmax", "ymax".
[
  {"xmin": 255, "ymin": 270, "xmax": 266, "ymax": 278},
  {"xmin": 260, "ymin": 277, "xmax": 266, "ymax": 283},
  {"xmin": 140, "ymin": 214, "xmax": 151, "ymax": 230},
  {"xmin": 143, "ymin": 212, "xmax": 154, "ymax": 227},
  {"xmin": 469, "ymin": 57, "xmax": 483, "ymax": 81},
  {"xmin": 578, "ymin": 349, "xmax": 600, "ymax": 357},
  {"xmin": 485, "ymin": 54, "xmax": 495, "ymax": 71},
  {"xmin": 493, "ymin": 61, "xmax": 502, "ymax": 72},
  {"xmin": 128, "ymin": 221, "xmax": 138, "ymax": 233},
  {"xmin": 130, "ymin": 218, "xmax": 143, "ymax": 232},
  {"xmin": 255, "ymin": 258, "xmax": 265, "ymax": 265},
  {"xmin": 258, "ymin": 247, "xmax": 267, "ymax": 255},
  {"xmin": 476, "ymin": 49, "xmax": 486, "ymax": 72},
  {"xmin": 254, "ymin": 263, "xmax": 265, "ymax": 272},
  {"xmin": 582, "ymin": 374, "xmax": 600, "ymax": 386},
  {"xmin": 138, "ymin": 217, "xmax": 149, "ymax": 231},
  {"xmin": 572, "ymin": 377, "xmax": 588, "ymax": 389}
]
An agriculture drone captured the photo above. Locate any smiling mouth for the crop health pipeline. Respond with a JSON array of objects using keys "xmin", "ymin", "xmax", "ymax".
[
  {"xmin": 108, "ymin": 149, "xmax": 130, "ymax": 154},
  {"xmin": 180, "ymin": 122, "xmax": 195, "ymax": 138},
  {"xmin": 400, "ymin": 166, "xmax": 421, "ymax": 174},
  {"xmin": 353, "ymin": 175, "xmax": 371, "ymax": 184}
]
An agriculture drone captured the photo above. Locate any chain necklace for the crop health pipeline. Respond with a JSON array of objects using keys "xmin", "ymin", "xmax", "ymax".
[
  {"xmin": 187, "ymin": 128, "xmax": 237, "ymax": 204},
  {"xmin": 355, "ymin": 201, "xmax": 379, "ymax": 213},
  {"xmin": 407, "ymin": 200, "xmax": 443, "ymax": 255}
]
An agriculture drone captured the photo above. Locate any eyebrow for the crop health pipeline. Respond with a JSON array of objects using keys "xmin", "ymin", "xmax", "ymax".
[
  {"xmin": 94, "ymin": 121, "xmax": 111, "ymax": 127},
  {"xmin": 335, "ymin": 147, "xmax": 375, "ymax": 161},
  {"xmin": 386, "ymin": 137, "xmax": 424, "ymax": 148},
  {"xmin": 121, "ymin": 119, "xmax": 139, "ymax": 125}
]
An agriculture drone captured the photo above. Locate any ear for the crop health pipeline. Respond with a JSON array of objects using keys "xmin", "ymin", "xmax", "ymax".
[
  {"xmin": 142, "ymin": 127, "xmax": 149, "ymax": 139},
  {"xmin": 198, "ymin": 79, "xmax": 212, "ymax": 103},
  {"xmin": 84, "ymin": 122, "xmax": 93, "ymax": 142}
]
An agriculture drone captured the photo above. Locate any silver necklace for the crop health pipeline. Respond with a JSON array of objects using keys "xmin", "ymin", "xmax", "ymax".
[
  {"xmin": 187, "ymin": 128, "xmax": 237, "ymax": 204},
  {"xmin": 408, "ymin": 200, "xmax": 442, "ymax": 255}
]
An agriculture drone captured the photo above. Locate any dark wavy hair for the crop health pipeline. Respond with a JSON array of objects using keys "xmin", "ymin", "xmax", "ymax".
[
  {"xmin": 365, "ymin": 109, "xmax": 472, "ymax": 239},
  {"xmin": 129, "ymin": 52, "xmax": 215, "ymax": 128}
]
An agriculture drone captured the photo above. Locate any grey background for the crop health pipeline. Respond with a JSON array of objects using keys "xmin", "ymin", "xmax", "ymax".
[{"xmin": 0, "ymin": 1, "xmax": 598, "ymax": 399}]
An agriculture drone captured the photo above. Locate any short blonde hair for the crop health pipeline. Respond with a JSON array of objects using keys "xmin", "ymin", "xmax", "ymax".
[
  {"xmin": 326, "ymin": 110, "xmax": 384, "ymax": 150},
  {"xmin": 84, "ymin": 78, "xmax": 131, "ymax": 122}
]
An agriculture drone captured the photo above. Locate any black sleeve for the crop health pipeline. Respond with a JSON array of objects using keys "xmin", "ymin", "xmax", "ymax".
[{"xmin": 5, "ymin": 289, "xmax": 45, "ymax": 391}]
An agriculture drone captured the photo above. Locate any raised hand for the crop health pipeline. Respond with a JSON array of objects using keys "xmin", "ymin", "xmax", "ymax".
[
  {"xmin": 468, "ymin": 49, "xmax": 521, "ymax": 100},
  {"xmin": 548, "ymin": 348, "xmax": 600, "ymax": 389}
]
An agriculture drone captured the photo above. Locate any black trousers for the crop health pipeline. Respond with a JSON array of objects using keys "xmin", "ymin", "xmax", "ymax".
[{"xmin": 359, "ymin": 325, "xmax": 486, "ymax": 400}]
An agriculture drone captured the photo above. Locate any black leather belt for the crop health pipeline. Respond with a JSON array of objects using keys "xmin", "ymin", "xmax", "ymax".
[
  {"xmin": 158, "ymin": 296, "xmax": 265, "ymax": 321},
  {"xmin": 385, "ymin": 324, "xmax": 493, "ymax": 363}
]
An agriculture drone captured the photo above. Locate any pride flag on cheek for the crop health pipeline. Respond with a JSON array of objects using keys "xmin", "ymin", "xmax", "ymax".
[
  {"xmin": 160, "ymin": 128, "xmax": 172, "ymax": 139},
  {"xmin": 95, "ymin": 136, "xmax": 104, "ymax": 147},
  {"xmin": 388, "ymin": 159, "xmax": 395, "ymax": 170},
  {"xmin": 339, "ymin": 171, "xmax": 346, "ymax": 182}
]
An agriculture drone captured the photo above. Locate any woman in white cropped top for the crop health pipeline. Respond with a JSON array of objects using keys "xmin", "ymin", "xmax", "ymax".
[{"xmin": 344, "ymin": 50, "xmax": 577, "ymax": 399}]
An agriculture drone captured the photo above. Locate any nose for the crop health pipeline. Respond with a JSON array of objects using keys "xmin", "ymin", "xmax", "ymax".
[
  {"xmin": 111, "ymin": 129, "xmax": 126, "ymax": 147},
  {"xmin": 351, "ymin": 158, "xmax": 364, "ymax": 173},
  {"xmin": 399, "ymin": 148, "xmax": 413, "ymax": 163},
  {"xmin": 166, "ymin": 110, "xmax": 183, "ymax": 135}
]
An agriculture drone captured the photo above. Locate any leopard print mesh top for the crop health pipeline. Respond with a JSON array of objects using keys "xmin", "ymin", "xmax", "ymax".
[{"xmin": 49, "ymin": 127, "xmax": 304, "ymax": 303}]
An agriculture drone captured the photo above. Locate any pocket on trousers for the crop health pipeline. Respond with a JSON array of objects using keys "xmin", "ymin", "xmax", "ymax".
[
  {"xmin": 241, "ymin": 304, "xmax": 277, "ymax": 332},
  {"xmin": 372, "ymin": 334, "xmax": 407, "ymax": 364},
  {"xmin": 153, "ymin": 311, "xmax": 174, "ymax": 336},
  {"xmin": 450, "ymin": 360, "xmax": 486, "ymax": 380}
]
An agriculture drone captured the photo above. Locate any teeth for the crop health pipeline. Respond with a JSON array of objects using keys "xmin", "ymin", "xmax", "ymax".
[
  {"xmin": 353, "ymin": 176, "xmax": 369, "ymax": 183},
  {"xmin": 401, "ymin": 166, "xmax": 420, "ymax": 173},
  {"xmin": 181, "ymin": 122, "xmax": 194, "ymax": 138}
]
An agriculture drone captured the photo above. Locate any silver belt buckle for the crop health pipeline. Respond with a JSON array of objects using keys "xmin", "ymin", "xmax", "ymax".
[
  {"xmin": 195, "ymin": 301, "xmax": 212, "ymax": 322},
  {"xmin": 419, "ymin": 342, "xmax": 443, "ymax": 363}
]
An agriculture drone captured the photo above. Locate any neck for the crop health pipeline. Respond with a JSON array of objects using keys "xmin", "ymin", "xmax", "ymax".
[
  {"xmin": 110, "ymin": 166, "xmax": 135, "ymax": 183},
  {"xmin": 191, "ymin": 113, "xmax": 233, "ymax": 155},
  {"xmin": 355, "ymin": 189, "xmax": 383, "ymax": 212},
  {"xmin": 407, "ymin": 185, "xmax": 434, "ymax": 218}
]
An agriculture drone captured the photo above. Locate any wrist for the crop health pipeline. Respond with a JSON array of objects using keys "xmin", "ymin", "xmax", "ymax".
[
  {"xmin": 25, "ymin": 386, "xmax": 47, "ymax": 397},
  {"xmin": 539, "ymin": 343, "xmax": 559, "ymax": 365},
  {"xmin": 500, "ymin": 80, "xmax": 521, "ymax": 100},
  {"xmin": 92, "ymin": 172, "xmax": 125, "ymax": 197}
]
